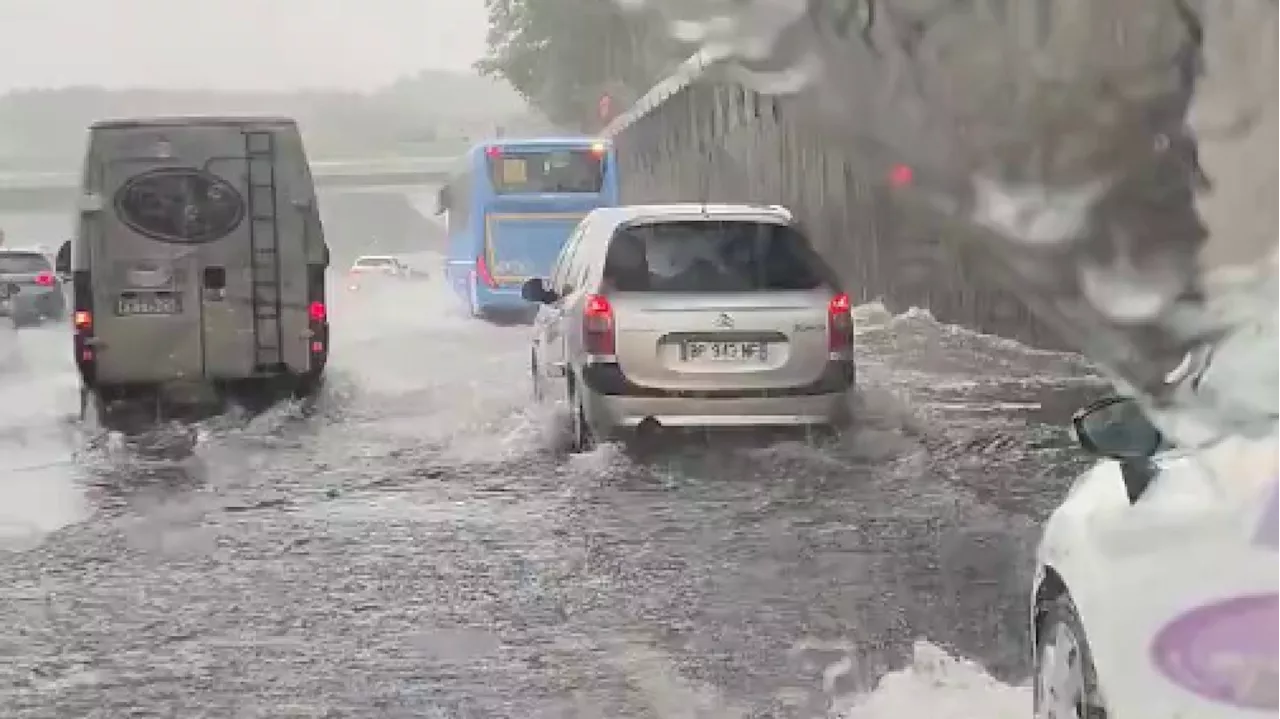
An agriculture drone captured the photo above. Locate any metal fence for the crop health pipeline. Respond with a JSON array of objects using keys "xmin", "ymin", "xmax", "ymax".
[{"xmin": 603, "ymin": 52, "xmax": 1070, "ymax": 350}]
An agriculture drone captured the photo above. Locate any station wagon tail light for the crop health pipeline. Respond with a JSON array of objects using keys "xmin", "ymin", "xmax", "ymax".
[
  {"xmin": 485, "ymin": 145, "xmax": 502, "ymax": 158},
  {"xmin": 828, "ymin": 292, "xmax": 854, "ymax": 353},
  {"xmin": 583, "ymin": 294, "xmax": 616, "ymax": 355},
  {"xmin": 34, "ymin": 272, "xmax": 55, "ymax": 287},
  {"xmin": 73, "ymin": 310, "xmax": 92, "ymax": 330},
  {"xmin": 476, "ymin": 254, "xmax": 498, "ymax": 288},
  {"xmin": 308, "ymin": 301, "xmax": 327, "ymax": 322}
]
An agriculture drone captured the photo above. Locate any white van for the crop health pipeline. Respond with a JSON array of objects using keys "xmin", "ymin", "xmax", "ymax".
[{"xmin": 56, "ymin": 116, "xmax": 331, "ymax": 418}]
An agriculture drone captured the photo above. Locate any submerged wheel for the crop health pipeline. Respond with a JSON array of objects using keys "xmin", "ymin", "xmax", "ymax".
[
  {"xmin": 1034, "ymin": 594, "xmax": 1108, "ymax": 719},
  {"xmin": 466, "ymin": 274, "xmax": 486, "ymax": 319},
  {"xmin": 567, "ymin": 383, "xmax": 595, "ymax": 453},
  {"xmin": 293, "ymin": 371, "xmax": 324, "ymax": 400},
  {"xmin": 530, "ymin": 351, "xmax": 543, "ymax": 401},
  {"xmin": 43, "ymin": 295, "xmax": 66, "ymax": 321}
]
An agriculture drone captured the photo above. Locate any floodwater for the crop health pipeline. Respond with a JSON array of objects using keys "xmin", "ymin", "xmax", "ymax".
[{"xmin": 0, "ymin": 210, "xmax": 1107, "ymax": 717}]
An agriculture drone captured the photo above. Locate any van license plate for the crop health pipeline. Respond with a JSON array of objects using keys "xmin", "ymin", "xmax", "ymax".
[
  {"xmin": 116, "ymin": 293, "xmax": 181, "ymax": 316},
  {"xmin": 682, "ymin": 341, "xmax": 768, "ymax": 362}
]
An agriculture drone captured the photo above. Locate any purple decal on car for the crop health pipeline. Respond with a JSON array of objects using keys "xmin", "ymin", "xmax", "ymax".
[
  {"xmin": 1254, "ymin": 478, "xmax": 1279, "ymax": 550},
  {"xmin": 1151, "ymin": 593, "xmax": 1279, "ymax": 710}
]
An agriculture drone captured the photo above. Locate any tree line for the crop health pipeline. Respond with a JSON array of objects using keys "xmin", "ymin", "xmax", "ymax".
[
  {"xmin": 476, "ymin": 0, "xmax": 686, "ymax": 130},
  {"xmin": 0, "ymin": 71, "xmax": 538, "ymax": 170}
]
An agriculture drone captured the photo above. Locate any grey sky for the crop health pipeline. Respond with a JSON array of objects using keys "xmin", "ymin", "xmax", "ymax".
[{"xmin": 0, "ymin": 0, "xmax": 489, "ymax": 92}]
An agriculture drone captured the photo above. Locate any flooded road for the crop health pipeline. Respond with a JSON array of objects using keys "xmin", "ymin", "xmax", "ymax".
[{"xmin": 0, "ymin": 274, "xmax": 1105, "ymax": 718}]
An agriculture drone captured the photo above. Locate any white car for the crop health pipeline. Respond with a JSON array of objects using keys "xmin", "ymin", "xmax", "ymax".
[
  {"xmin": 1031, "ymin": 392, "xmax": 1278, "ymax": 717},
  {"xmin": 346, "ymin": 255, "xmax": 417, "ymax": 291}
]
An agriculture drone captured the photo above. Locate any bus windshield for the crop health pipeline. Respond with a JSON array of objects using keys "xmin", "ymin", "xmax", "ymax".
[{"xmin": 486, "ymin": 148, "xmax": 604, "ymax": 194}]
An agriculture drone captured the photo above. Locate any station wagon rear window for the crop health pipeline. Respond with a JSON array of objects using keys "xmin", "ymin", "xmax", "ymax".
[
  {"xmin": 603, "ymin": 221, "xmax": 834, "ymax": 293},
  {"xmin": 0, "ymin": 252, "xmax": 52, "ymax": 273},
  {"xmin": 486, "ymin": 149, "xmax": 604, "ymax": 194}
]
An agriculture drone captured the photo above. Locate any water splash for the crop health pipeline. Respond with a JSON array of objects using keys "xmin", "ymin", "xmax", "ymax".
[{"xmin": 834, "ymin": 641, "xmax": 1028, "ymax": 718}]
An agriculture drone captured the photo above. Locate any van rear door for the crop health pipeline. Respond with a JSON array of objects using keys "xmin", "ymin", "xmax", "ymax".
[{"xmin": 94, "ymin": 123, "xmax": 278, "ymax": 383}]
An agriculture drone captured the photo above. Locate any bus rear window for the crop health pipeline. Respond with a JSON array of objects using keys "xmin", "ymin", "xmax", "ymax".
[{"xmin": 486, "ymin": 149, "xmax": 604, "ymax": 194}]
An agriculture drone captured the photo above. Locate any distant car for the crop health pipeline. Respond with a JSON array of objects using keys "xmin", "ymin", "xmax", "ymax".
[
  {"xmin": 522, "ymin": 203, "xmax": 856, "ymax": 451},
  {"xmin": 1032, "ymin": 389, "xmax": 1278, "ymax": 718},
  {"xmin": 0, "ymin": 248, "xmax": 66, "ymax": 327},
  {"xmin": 347, "ymin": 255, "xmax": 410, "ymax": 290}
]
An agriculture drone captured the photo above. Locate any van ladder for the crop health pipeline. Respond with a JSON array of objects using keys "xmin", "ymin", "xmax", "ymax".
[{"xmin": 244, "ymin": 131, "xmax": 285, "ymax": 372}]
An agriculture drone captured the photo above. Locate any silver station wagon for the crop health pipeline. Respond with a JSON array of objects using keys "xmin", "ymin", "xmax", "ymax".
[{"xmin": 522, "ymin": 203, "xmax": 857, "ymax": 450}]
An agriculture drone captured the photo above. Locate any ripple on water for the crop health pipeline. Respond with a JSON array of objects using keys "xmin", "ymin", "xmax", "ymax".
[
  {"xmin": 0, "ymin": 447, "xmax": 90, "ymax": 551},
  {"xmin": 0, "ymin": 294, "xmax": 1080, "ymax": 716}
]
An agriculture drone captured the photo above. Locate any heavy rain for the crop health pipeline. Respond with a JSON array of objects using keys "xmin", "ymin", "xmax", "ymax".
[{"xmin": 1, "ymin": 0, "xmax": 1274, "ymax": 717}]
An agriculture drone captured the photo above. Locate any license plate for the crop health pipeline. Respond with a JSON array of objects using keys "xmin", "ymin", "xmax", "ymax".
[
  {"xmin": 682, "ymin": 341, "xmax": 769, "ymax": 362},
  {"xmin": 116, "ymin": 293, "xmax": 181, "ymax": 316}
]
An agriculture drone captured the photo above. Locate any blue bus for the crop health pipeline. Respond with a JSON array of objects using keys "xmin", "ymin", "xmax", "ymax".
[{"xmin": 437, "ymin": 137, "xmax": 620, "ymax": 319}]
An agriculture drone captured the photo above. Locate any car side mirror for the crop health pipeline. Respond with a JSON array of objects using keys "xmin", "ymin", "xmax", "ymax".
[
  {"xmin": 77, "ymin": 193, "xmax": 104, "ymax": 215},
  {"xmin": 520, "ymin": 277, "xmax": 556, "ymax": 304},
  {"xmin": 1072, "ymin": 396, "xmax": 1163, "ymax": 460}
]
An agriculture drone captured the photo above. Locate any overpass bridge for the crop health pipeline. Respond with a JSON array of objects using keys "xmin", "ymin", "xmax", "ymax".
[{"xmin": 0, "ymin": 156, "xmax": 457, "ymax": 212}]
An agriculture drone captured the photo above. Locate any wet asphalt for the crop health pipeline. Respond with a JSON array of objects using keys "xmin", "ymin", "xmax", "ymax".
[{"xmin": 0, "ymin": 279, "xmax": 1107, "ymax": 718}]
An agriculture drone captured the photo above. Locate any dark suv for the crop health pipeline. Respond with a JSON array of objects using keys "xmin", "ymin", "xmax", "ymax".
[{"xmin": 0, "ymin": 248, "xmax": 67, "ymax": 327}]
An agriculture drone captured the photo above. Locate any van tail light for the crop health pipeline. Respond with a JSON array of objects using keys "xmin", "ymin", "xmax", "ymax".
[
  {"xmin": 583, "ymin": 294, "xmax": 616, "ymax": 355},
  {"xmin": 306, "ymin": 264, "xmax": 329, "ymax": 363},
  {"xmin": 476, "ymin": 254, "xmax": 497, "ymax": 288},
  {"xmin": 827, "ymin": 292, "xmax": 854, "ymax": 354},
  {"xmin": 34, "ymin": 272, "xmax": 55, "ymax": 287},
  {"xmin": 71, "ymin": 271, "xmax": 97, "ymax": 384}
]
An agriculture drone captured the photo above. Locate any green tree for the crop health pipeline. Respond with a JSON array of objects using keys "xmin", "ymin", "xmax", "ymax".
[{"xmin": 476, "ymin": 0, "xmax": 682, "ymax": 130}]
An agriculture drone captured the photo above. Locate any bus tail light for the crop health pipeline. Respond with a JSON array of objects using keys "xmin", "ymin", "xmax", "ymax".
[
  {"xmin": 476, "ymin": 255, "xmax": 498, "ymax": 288},
  {"xmin": 308, "ymin": 301, "xmax": 327, "ymax": 322},
  {"xmin": 73, "ymin": 310, "xmax": 92, "ymax": 330},
  {"xmin": 583, "ymin": 294, "xmax": 616, "ymax": 355}
]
